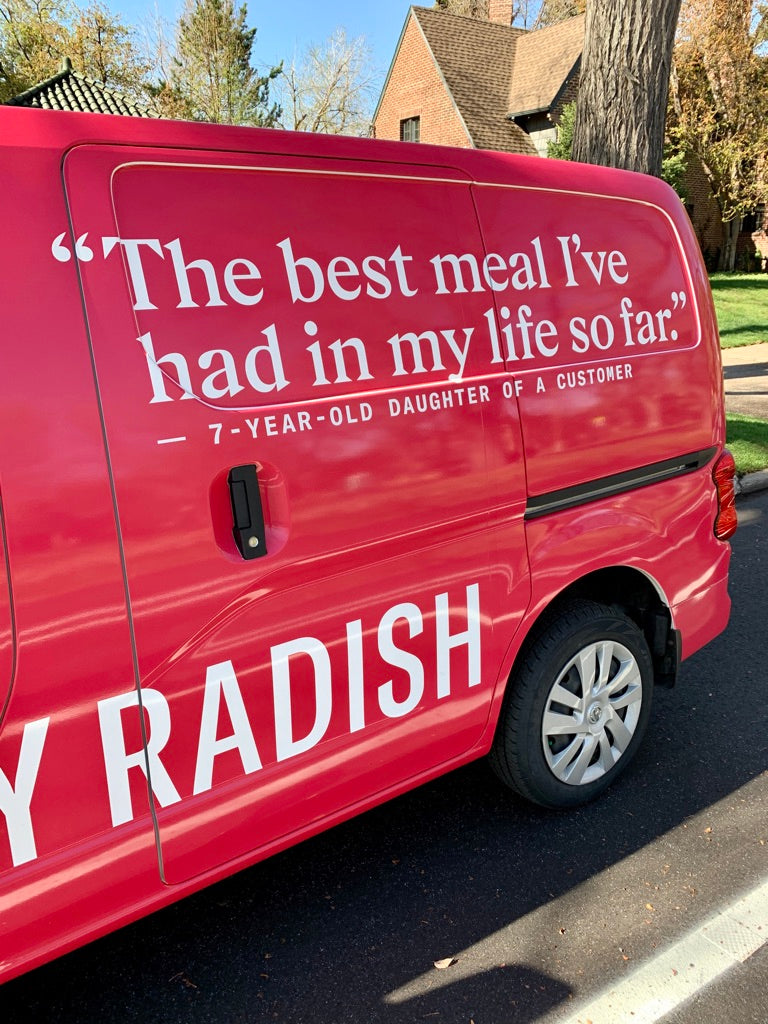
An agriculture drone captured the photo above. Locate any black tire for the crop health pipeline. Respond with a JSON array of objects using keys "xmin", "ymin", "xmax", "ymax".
[{"xmin": 490, "ymin": 599, "xmax": 654, "ymax": 808}]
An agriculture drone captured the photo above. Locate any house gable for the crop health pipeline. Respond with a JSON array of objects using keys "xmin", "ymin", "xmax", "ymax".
[
  {"xmin": 374, "ymin": 6, "xmax": 535, "ymax": 155},
  {"xmin": 374, "ymin": 10, "xmax": 473, "ymax": 149},
  {"xmin": 412, "ymin": 7, "xmax": 535, "ymax": 154},
  {"xmin": 374, "ymin": 7, "xmax": 587, "ymax": 157}
]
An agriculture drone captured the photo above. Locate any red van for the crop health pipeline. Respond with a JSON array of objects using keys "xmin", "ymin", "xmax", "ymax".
[{"xmin": 0, "ymin": 108, "xmax": 734, "ymax": 982}]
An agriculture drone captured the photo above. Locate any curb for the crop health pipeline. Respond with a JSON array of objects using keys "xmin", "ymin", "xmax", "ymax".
[{"xmin": 735, "ymin": 470, "xmax": 768, "ymax": 497}]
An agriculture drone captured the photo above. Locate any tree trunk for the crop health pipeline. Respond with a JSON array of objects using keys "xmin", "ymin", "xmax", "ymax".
[
  {"xmin": 572, "ymin": 0, "xmax": 682, "ymax": 176},
  {"xmin": 719, "ymin": 217, "xmax": 741, "ymax": 271}
]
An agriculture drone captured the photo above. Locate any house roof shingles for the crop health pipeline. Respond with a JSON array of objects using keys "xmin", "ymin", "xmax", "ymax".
[
  {"xmin": 6, "ymin": 60, "xmax": 157, "ymax": 117},
  {"xmin": 507, "ymin": 13, "xmax": 584, "ymax": 116},
  {"xmin": 413, "ymin": 7, "xmax": 534, "ymax": 154},
  {"xmin": 410, "ymin": 6, "xmax": 585, "ymax": 154}
]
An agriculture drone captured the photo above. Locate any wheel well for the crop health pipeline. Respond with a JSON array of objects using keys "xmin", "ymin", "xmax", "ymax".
[{"xmin": 530, "ymin": 567, "xmax": 679, "ymax": 687}]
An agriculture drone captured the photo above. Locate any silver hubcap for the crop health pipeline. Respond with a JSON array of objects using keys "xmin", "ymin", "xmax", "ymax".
[{"xmin": 542, "ymin": 640, "xmax": 643, "ymax": 786}]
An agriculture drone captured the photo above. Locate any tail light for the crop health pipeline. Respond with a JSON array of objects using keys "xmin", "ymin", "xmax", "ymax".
[{"xmin": 713, "ymin": 450, "xmax": 737, "ymax": 540}]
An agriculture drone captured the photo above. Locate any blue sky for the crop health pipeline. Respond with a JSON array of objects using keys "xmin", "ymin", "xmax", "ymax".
[{"xmin": 116, "ymin": 0, "xmax": 415, "ymax": 79}]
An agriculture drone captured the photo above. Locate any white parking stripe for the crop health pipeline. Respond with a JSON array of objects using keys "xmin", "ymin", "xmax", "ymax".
[{"xmin": 558, "ymin": 876, "xmax": 768, "ymax": 1024}]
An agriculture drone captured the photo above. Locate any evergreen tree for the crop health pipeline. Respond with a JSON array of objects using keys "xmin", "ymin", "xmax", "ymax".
[
  {"xmin": 162, "ymin": 0, "xmax": 280, "ymax": 126},
  {"xmin": 547, "ymin": 100, "xmax": 575, "ymax": 159}
]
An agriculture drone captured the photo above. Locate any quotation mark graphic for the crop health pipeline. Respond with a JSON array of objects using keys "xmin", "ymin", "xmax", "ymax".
[
  {"xmin": 51, "ymin": 232, "xmax": 94, "ymax": 263},
  {"xmin": 671, "ymin": 291, "xmax": 687, "ymax": 310}
]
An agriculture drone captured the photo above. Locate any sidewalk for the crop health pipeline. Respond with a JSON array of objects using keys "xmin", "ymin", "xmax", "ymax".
[
  {"xmin": 721, "ymin": 342, "xmax": 768, "ymax": 420},
  {"xmin": 721, "ymin": 342, "xmax": 768, "ymax": 494}
]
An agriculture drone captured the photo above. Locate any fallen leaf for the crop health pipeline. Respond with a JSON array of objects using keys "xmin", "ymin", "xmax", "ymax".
[
  {"xmin": 646, "ymin": 903, "xmax": 655, "ymax": 911},
  {"xmin": 434, "ymin": 957, "xmax": 458, "ymax": 970}
]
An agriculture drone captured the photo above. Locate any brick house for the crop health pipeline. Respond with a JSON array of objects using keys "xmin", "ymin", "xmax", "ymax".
[
  {"xmin": 682, "ymin": 156, "xmax": 768, "ymax": 271},
  {"xmin": 375, "ymin": 3, "xmax": 767, "ymax": 271},
  {"xmin": 373, "ymin": 2, "xmax": 583, "ymax": 157}
]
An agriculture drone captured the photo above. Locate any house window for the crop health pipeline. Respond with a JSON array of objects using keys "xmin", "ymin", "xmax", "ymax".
[
  {"xmin": 400, "ymin": 117, "xmax": 420, "ymax": 143},
  {"xmin": 742, "ymin": 210, "xmax": 758, "ymax": 233}
]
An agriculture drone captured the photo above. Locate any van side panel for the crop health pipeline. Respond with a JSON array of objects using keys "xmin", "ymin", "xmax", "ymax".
[
  {"xmin": 0, "ymin": 118, "xmax": 158, "ymax": 980},
  {"xmin": 470, "ymin": 164, "xmax": 729, "ymax": 670},
  {"xmin": 472, "ymin": 182, "xmax": 721, "ymax": 495},
  {"xmin": 62, "ymin": 146, "xmax": 532, "ymax": 884},
  {"xmin": 518, "ymin": 474, "xmax": 730, "ymax": 661}
]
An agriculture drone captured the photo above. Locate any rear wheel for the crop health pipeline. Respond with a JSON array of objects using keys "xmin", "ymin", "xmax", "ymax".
[{"xmin": 490, "ymin": 600, "xmax": 653, "ymax": 808}]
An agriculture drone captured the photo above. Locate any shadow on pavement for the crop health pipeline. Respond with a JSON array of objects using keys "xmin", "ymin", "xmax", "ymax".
[{"xmin": 723, "ymin": 361, "xmax": 768, "ymax": 380}]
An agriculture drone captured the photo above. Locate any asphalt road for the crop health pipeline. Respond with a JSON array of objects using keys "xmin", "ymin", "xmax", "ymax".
[{"xmin": 1, "ymin": 493, "xmax": 766, "ymax": 1024}]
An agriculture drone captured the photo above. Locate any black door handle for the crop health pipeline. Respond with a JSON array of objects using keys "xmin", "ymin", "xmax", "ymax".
[{"xmin": 228, "ymin": 464, "xmax": 267, "ymax": 560}]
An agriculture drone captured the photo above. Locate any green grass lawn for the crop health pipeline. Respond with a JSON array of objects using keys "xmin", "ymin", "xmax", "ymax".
[
  {"xmin": 710, "ymin": 273, "xmax": 768, "ymax": 348},
  {"xmin": 726, "ymin": 413, "xmax": 768, "ymax": 475},
  {"xmin": 710, "ymin": 273, "xmax": 768, "ymax": 473}
]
